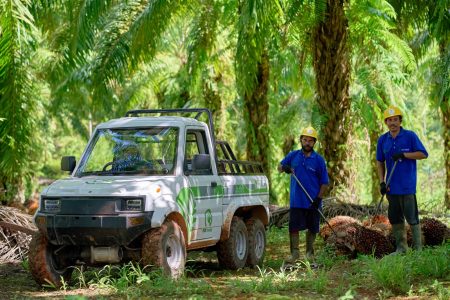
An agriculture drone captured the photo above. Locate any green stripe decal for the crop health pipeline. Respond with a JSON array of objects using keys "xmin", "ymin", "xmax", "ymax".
[{"xmin": 176, "ymin": 183, "xmax": 267, "ymax": 241}]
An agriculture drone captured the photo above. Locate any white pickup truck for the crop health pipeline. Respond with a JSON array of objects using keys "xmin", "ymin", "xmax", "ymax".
[{"xmin": 30, "ymin": 108, "xmax": 270, "ymax": 286}]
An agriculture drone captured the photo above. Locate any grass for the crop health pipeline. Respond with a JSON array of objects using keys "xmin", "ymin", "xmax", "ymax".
[
  {"xmin": 364, "ymin": 243, "xmax": 450, "ymax": 295},
  {"xmin": 83, "ymin": 228, "xmax": 449, "ymax": 298},
  {"xmin": 7, "ymin": 225, "xmax": 450, "ymax": 299}
]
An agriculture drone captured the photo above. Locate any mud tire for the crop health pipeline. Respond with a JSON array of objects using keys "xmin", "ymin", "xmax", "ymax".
[
  {"xmin": 217, "ymin": 216, "xmax": 248, "ymax": 269},
  {"xmin": 245, "ymin": 218, "xmax": 266, "ymax": 267},
  {"xmin": 28, "ymin": 232, "xmax": 73, "ymax": 287},
  {"xmin": 141, "ymin": 220, "xmax": 186, "ymax": 278}
]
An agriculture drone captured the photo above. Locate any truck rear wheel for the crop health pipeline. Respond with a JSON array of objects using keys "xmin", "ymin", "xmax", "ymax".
[
  {"xmin": 141, "ymin": 220, "xmax": 186, "ymax": 278},
  {"xmin": 28, "ymin": 232, "xmax": 73, "ymax": 287},
  {"xmin": 217, "ymin": 216, "xmax": 248, "ymax": 269},
  {"xmin": 246, "ymin": 218, "xmax": 266, "ymax": 267}
]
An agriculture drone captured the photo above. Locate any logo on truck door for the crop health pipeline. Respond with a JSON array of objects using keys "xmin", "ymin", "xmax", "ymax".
[
  {"xmin": 205, "ymin": 209, "xmax": 212, "ymax": 227},
  {"xmin": 203, "ymin": 209, "xmax": 213, "ymax": 233},
  {"xmin": 176, "ymin": 186, "xmax": 223, "ymax": 240}
]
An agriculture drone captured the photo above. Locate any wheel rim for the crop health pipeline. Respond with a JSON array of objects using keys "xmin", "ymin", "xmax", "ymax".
[
  {"xmin": 166, "ymin": 234, "xmax": 183, "ymax": 269},
  {"xmin": 235, "ymin": 229, "xmax": 247, "ymax": 260},
  {"xmin": 254, "ymin": 229, "xmax": 265, "ymax": 259}
]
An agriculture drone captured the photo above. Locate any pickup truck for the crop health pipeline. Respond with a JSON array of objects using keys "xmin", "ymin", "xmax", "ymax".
[{"xmin": 30, "ymin": 108, "xmax": 270, "ymax": 286}]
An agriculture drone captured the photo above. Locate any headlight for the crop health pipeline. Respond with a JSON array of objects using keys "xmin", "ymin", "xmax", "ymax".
[
  {"xmin": 123, "ymin": 198, "xmax": 143, "ymax": 211},
  {"xmin": 44, "ymin": 199, "xmax": 61, "ymax": 212}
]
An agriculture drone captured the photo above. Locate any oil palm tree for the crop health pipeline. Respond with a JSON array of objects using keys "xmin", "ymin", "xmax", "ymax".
[
  {"xmin": 390, "ymin": 0, "xmax": 450, "ymax": 208},
  {"xmin": 0, "ymin": 0, "xmax": 46, "ymax": 203}
]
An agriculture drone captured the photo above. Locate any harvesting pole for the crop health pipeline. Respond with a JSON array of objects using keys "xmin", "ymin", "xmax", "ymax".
[
  {"xmin": 290, "ymin": 173, "xmax": 337, "ymax": 236},
  {"xmin": 375, "ymin": 160, "xmax": 398, "ymax": 215}
]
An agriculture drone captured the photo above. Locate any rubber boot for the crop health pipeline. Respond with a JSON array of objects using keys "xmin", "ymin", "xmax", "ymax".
[
  {"xmin": 306, "ymin": 231, "xmax": 319, "ymax": 268},
  {"xmin": 411, "ymin": 224, "xmax": 422, "ymax": 251},
  {"xmin": 391, "ymin": 223, "xmax": 408, "ymax": 254},
  {"xmin": 305, "ymin": 231, "xmax": 316, "ymax": 260},
  {"xmin": 284, "ymin": 232, "xmax": 300, "ymax": 263}
]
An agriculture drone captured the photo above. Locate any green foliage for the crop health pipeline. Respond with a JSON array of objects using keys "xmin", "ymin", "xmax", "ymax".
[
  {"xmin": 235, "ymin": 0, "xmax": 284, "ymax": 97},
  {"xmin": 0, "ymin": 0, "xmax": 48, "ymax": 203},
  {"xmin": 0, "ymin": 0, "xmax": 448, "ymax": 210},
  {"xmin": 186, "ymin": 1, "xmax": 220, "ymax": 87},
  {"xmin": 365, "ymin": 243, "xmax": 450, "ymax": 294}
]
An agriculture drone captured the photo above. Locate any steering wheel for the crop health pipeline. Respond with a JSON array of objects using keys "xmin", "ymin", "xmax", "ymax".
[{"xmin": 102, "ymin": 161, "xmax": 114, "ymax": 171}]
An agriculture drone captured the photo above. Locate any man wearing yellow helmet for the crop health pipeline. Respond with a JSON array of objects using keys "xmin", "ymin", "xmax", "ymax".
[
  {"xmin": 376, "ymin": 106, "xmax": 428, "ymax": 253},
  {"xmin": 278, "ymin": 126, "xmax": 329, "ymax": 264}
]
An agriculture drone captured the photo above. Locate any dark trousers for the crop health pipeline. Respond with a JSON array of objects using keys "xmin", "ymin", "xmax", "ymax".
[
  {"xmin": 387, "ymin": 194, "xmax": 419, "ymax": 225},
  {"xmin": 289, "ymin": 207, "xmax": 321, "ymax": 233}
]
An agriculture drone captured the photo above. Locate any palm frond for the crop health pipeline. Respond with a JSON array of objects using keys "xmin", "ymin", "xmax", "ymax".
[
  {"xmin": 349, "ymin": 0, "xmax": 415, "ymax": 70},
  {"xmin": 187, "ymin": 0, "xmax": 221, "ymax": 86},
  {"xmin": 429, "ymin": 0, "xmax": 450, "ymax": 42},
  {"xmin": 0, "ymin": 0, "xmax": 43, "ymax": 201},
  {"xmin": 235, "ymin": 0, "xmax": 284, "ymax": 96},
  {"xmin": 69, "ymin": 0, "xmax": 118, "ymax": 55},
  {"xmin": 129, "ymin": 0, "xmax": 185, "ymax": 65}
]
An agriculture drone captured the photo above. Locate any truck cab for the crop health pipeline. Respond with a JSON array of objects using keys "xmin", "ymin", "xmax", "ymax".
[{"xmin": 30, "ymin": 109, "xmax": 269, "ymax": 286}]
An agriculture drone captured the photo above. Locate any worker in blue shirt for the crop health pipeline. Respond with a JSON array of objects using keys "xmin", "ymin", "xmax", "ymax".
[
  {"xmin": 279, "ymin": 127, "xmax": 329, "ymax": 263},
  {"xmin": 376, "ymin": 106, "xmax": 428, "ymax": 253}
]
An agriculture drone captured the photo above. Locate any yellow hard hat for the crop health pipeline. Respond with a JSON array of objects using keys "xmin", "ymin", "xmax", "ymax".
[
  {"xmin": 383, "ymin": 106, "xmax": 402, "ymax": 120},
  {"xmin": 300, "ymin": 126, "xmax": 318, "ymax": 140}
]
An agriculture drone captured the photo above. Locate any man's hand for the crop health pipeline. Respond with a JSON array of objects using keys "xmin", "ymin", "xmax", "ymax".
[
  {"xmin": 392, "ymin": 152, "xmax": 405, "ymax": 161},
  {"xmin": 310, "ymin": 197, "xmax": 322, "ymax": 210},
  {"xmin": 380, "ymin": 182, "xmax": 387, "ymax": 195},
  {"xmin": 281, "ymin": 165, "xmax": 293, "ymax": 174}
]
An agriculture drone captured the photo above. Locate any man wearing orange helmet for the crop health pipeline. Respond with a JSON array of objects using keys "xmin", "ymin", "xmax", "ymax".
[
  {"xmin": 376, "ymin": 106, "xmax": 428, "ymax": 253},
  {"xmin": 278, "ymin": 127, "xmax": 329, "ymax": 263}
]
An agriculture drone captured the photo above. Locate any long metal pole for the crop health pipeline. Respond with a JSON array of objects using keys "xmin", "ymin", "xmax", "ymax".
[
  {"xmin": 375, "ymin": 160, "xmax": 398, "ymax": 215},
  {"xmin": 290, "ymin": 173, "xmax": 337, "ymax": 236}
]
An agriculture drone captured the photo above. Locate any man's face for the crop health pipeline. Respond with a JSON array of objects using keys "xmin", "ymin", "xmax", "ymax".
[
  {"xmin": 384, "ymin": 116, "xmax": 402, "ymax": 133},
  {"xmin": 300, "ymin": 136, "xmax": 316, "ymax": 152}
]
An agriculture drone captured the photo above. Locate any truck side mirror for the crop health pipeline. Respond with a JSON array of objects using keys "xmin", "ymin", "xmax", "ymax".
[
  {"xmin": 61, "ymin": 156, "xmax": 76, "ymax": 172},
  {"xmin": 192, "ymin": 154, "xmax": 211, "ymax": 172}
]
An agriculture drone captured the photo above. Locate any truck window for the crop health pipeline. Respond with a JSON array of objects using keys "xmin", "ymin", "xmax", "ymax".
[
  {"xmin": 184, "ymin": 130, "xmax": 211, "ymax": 175},
  {"xmin": 76, "ymin": 127, "xmax": 179, "ymax": 176}
]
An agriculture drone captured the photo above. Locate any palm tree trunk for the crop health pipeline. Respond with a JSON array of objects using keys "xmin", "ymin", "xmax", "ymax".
[
  {"xmin": 443, "ymin": 103, "xmax": 450, "ymax": 209},
  {"xmin": 203, "ymin": 74, "xmax": 224, "ymax": 140},
  {"xmin": 370, "ymin": 130, "xmax": 380, "ymax": 203},
  {"xmin": 312, "ymin": 0, "xmax": 351, "ymax": 196},
  {"xmin": 244, "ymin": 51, "xmax": 270, "ymax": 178},
  {"xmin": 437, "ymin": 42, "xmax": 450, "ymax": 209}
]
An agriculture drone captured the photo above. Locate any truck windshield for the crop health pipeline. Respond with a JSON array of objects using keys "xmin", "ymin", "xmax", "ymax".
[{"xmin": 76, "ymin": 127, "xmax": 179, "ymax": 177}]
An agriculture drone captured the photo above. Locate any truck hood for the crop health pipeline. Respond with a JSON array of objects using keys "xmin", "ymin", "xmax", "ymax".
[{"xmin": 43, "ymin": 176, "xmax": 176, "ymax": 197}]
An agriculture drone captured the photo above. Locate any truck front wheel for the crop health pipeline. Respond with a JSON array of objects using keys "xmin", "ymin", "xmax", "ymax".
[
  {"xmin": 217, "ymin": 216, "xmax": 248, "ymax": 269},
  {"xmin": 246, "ymin": 218, "xmax": 266, "ymax": 267},
  {"xmin": 28, "ymin": 232, "xmax": 73, "ymax": 287},
  {"xmin": 141, "ymin": 220, "xmax": 186, "ymax": 278}
]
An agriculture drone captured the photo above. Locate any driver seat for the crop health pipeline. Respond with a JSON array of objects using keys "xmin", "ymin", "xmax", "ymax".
[{"xmin": 113, "ymin": 143, "xmax": 142, "ymax": 171}]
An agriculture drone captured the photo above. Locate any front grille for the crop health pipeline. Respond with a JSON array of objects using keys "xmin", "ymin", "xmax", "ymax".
[{"xmin": 41, "ymin": 196, "xmax": 144, "ymax": 215}]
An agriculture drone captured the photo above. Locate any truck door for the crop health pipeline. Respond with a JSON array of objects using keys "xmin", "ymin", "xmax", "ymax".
[{"xmin": 184, "ymin": 128, "xmax": 223, "ymax": 241}]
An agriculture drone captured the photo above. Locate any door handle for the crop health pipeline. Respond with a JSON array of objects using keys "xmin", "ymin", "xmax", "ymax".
[{"xmin": 211, "ymin": 181, "xmax": 217, "ymax": 187}]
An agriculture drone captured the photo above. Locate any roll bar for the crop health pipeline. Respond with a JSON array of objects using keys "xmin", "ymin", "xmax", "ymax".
[{"xmin": 125, "ymin": 108, "xmax": 218, "ymax": 167}]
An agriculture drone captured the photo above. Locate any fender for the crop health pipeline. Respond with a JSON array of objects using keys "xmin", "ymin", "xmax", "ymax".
[{"xmin": 220, "ymin": 202, "xmax": 269, "ymax": 241}]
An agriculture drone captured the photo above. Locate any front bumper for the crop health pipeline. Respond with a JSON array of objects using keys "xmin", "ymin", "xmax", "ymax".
[{"xmin": 35, "ymin": 212, "xmax": 153, "ymax": 246}]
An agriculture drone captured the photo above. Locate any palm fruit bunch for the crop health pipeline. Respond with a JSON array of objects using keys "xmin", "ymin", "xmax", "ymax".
[
  {"xmin": 354, "ymin": 225, "xmax": 395, "ymax": 257},
  {"xmin": 421, "ymin": 217, "xmax": 450, "ymax": 246},
  {"xmin": 320, "ymin": 216, "xmax": 362, "ymax": 257},
  {"xmin": 320, "ymin": 216, "xmax": 361, "ymax": 241},
  {"xmin": 322, "ymin": 215, "xmax": 394, "ymax": 257},
  {"xmin": 362, "ymin": 215, "xmax": 391, "ymax": 236}
]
